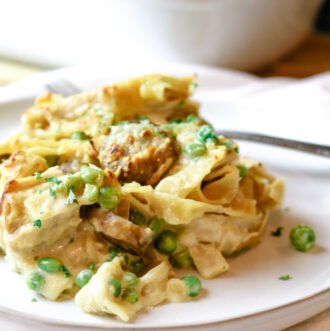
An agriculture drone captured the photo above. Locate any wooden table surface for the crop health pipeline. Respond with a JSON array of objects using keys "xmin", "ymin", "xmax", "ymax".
[{"xmin": 0, "ymin": 33, "xmax": 329, "ymax": 331}]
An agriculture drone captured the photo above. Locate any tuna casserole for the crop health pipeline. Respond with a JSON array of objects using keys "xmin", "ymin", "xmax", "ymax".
[{"xmin": 0, "ymin": 75, "xmax": 284, "ymax": 321}]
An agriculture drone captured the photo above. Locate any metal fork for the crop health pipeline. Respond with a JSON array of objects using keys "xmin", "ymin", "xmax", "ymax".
[
  {"xmin": 45, "ymin": 78, "xmax": 81, "ymax": 97},
  {"xmin": 216, "ymin": 130, "xmax": 330, "ymax": 158},
  {"xmin": 44, "ymin": 79, "xmax": 330, "ymax": 158}
]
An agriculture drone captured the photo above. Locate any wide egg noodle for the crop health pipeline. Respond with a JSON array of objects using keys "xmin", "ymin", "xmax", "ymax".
[
  {"xmin": 122, "ymin": 183, "xmax": 219, "ymax": 225},
  {"xmin": 0, "ymin": 74, "xmax": 284, "ymax": 322}
]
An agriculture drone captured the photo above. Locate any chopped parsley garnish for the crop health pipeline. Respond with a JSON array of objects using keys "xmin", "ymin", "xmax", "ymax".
[
  {"xmin": 190, "ymin": 82, "xmax": 199, "ymax": 88},
  {"xmin": 258, "ymin": 162, "xmax": 263, "ymax": 166},
  {"xmin": 45, "ymin": 155, "xmax": 59, "ymax": 167},
  {"xmin": 234, "ymin": 147, "xmax": 239, "ymax": 153},
  {"xmin": 279, "ymin": 274, "xmax": 291, "ymax": 281},
  {"xmin": 69, "ymin": 237, "xmax": 75, "ymax": 244},
  {"xmin": 88, "ymin": 263, "xmax": 95, "ymax": 270},
  {"xmin": 38, "ymin": 189, "xmax": 44, "ymax": 195},
  {"xmin": 271, "ymin": 226, "xmax": 283, "ymax": 237},
  {"xmin": 237, "ymin": 165, "xmax": 248, "ymax": 178},
  {"xmin": 186, "ymin": 114, "xmax": 201, "ymax": 124},
  {"xmin": 223, "ymin": 140, "xmax": 232, "ymax": 149},
  {"xmin": 1, "ymin": 159, "xmax": 8, "ymax": 164},
  {"xmin": 71, "ymin": 131, "xmax": 90, "ymax": 140},
  {"xmin": 65, "ymin": 187, "xmax": 78, "ymax": 206},
  {"xmin": 62, "ymin": 265, "xmax": 72, "ymax": 278},
  {"xmin": 49, "ymin": 188, "xmax": 56, "ymax": 199},
  {"xmin": 135, "ymin": 115, "xmax": 149, "ymax": 121},
  {"xmin": 40, "ymin": 211, "xmax": 44, "ymax": 215},
  {"xmin": 171, "ymin": 119, "xmax": 183, "ymax": 125},
  {"xmin": 31, "ymin": 298, "xmax": 37, "ymax": 302},
  {"xmin": 119, "ymin": 181, "xmax": 125, "ymax": 186},
  {"xmin": 177, "ymin": 100, "xmax": 185, "ymax": 108},
  {"xmin": 45, "ymin": 177, "xmax": 62, "ymax": 185},
  {"xmin": 33, "ymin": 219, "xmax": 42, "ymax": 228},
  {"xmin": 34, "ymin": 256, "xmax": 39, "ymax": 261},
  {"xmin": 34, "ymin": 172, "xmax": 42, "ymax": 179}
]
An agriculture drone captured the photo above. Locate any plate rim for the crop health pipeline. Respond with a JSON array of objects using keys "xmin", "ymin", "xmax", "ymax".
[{"xmin": 0, "ymin": 62, "xmax": 328, "ymax": 329}]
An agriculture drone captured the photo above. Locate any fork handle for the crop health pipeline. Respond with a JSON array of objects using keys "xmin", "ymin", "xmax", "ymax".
[{"xmin": 216, "ymin": 131, "xmax": 330, "ymax": 158}]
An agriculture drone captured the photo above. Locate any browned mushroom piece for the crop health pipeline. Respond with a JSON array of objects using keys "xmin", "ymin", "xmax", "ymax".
[
  {"xmin": 99, "ymin": 122, "xmax": 178, "ymax": 185},
  {"xmin": 87, "ymin": 207, "xmax": 152, "ymax": 254}
]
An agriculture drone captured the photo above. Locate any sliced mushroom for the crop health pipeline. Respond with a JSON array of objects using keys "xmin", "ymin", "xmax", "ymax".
[
  {"xmin": 99, "ymin": 122, "xmax": 178, "ymax": 185},
  {"xmin": 87, "ymin": 207, "xmax": 152, "ymax": 254}
]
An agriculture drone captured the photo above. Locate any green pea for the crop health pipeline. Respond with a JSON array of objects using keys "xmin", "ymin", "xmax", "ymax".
[
  {"xmin": 184, "ymin": 143, "xmax": 207, "ymax": 157},
  {"xmin": 171, "ymin": 250, "xmax": 193, "ymax": 268},
  {"xmin": 148, "ymin": 217, "xmax": 163, "ymax": 238},
  {"xmin": 129, "ymin": 257, "xmax": 145, "ymax": 276},
  {"xmin": 196, "ymin": 125, "xmax": 218, "ymax": 144},
  {"xmin": 122, "ymin": 272, "xmax": 139, "ymax": 287},
  {"xmin": 38, "ymin": 257, "xmax": 63, "ymax": 273},
  {"xmin": 108, "ymin": 247, "xmax": 118, "ymax": 261},
  {"xmin": 99, "ymin": 186, "xmax": 121, "ymax": 210},
  {"xmin": 76, "ymin": 269, "xmax": 94, "ymax": 288},
  {"xmin": 64, "ymin": 173, "xmax": 83, "ymax": 192},
  {"xmin": 109, "ymin": 278, "xmax": 122, "ymax": 298},
  {"xmin": 26, "ymin": 271, "xmax": 44, "ymax": 292},
  {"xmin": 237, "ymin": 165, "xmax": 248, "ymax": 178},
  {"xmin": 45, "ymin": 155, "xmax": 59, "ymax": 167},
  {"xmin": 122, "ymin": 287, "xmax": 139, "ymax": 304},
  {"xmin": 155, "ymin": 230, "xmax": 177, "ymax": 255},
  {"xmin": 83, "ymin": 184, "xmax": 99, "ymax": 202},
  {"xmin": 81, "ymin": 165, "xmax": 104, "ymax": 186},
  {"xmin": 182, "ymin": 276, "xmax": 201, "ymax": 297},
  {"xmin": 129, "ymin": 210, "xmax": 146, "ymax": 225},
  {"xmin": 290, "ymin": 225, "xmax": 316, "ymax": 252},
  {"xmin": 71, "ymin": 131, "xmax": 89, "ymax": 140}
]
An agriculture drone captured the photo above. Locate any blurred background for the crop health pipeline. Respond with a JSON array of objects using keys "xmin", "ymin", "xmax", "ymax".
[{"xmin": 0, "ymin": 0, "xmax": 329, "ymax": 85}]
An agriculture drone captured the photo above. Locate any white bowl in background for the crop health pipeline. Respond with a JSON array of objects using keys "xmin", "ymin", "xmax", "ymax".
[{"xmin": 0, "ymin": 0, "xmax": 322, "ymax": 71}]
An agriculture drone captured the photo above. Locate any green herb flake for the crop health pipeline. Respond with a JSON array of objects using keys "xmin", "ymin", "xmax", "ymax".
[
  {"xmin": 62, "ymin": 265, "xmax": 72, "ymax": 278},
  {"xmin": 49, "ymin": 188, "xmax": 56, "ymax": 199},
  {"xmin": 33, "ymin": 219, "xmax": 42, "ymax": 228},
  {"xmin": 34, "ymin": 256, "xmax": 39, "ymax": 261},
  {"xmin": 38, "ymin": 190, "xmax": 44, "ymax": 195},
  {"xmin": 237, "ymin": 165, "xmax": 248, "ymax": 178},
  {"xmin": 234, "ymin": 147, "xmax": 239, "ymax": 153},
  {"xmin": 1, "ymin": 159, "xmax": 8, "ymax": 164},
  {"xmin": 190, "ymin": 82, "xmax": 199, "ymax": 88},
  {"xmin": 88, "ymin": 263, "xmax": 95, "ymax": 270},
  {"xmin": 271, "ymin": 226, "xmax": 283, "ymax": 237},
  {"xmin": 279, "ymin": 274, "xmax": 291, "ymax": 281},
  {"xmin": 223, "ymin": 140, "xmax": 232, "ymax": 149},
  {"xmin": 45, "ymin": 177, "xmax": 62, "ymax": 185},
  {"xmin": 40, "ymin": 211, "xmax": 44, "ymax": 215},
  {"xmin": 69, "ymin": 237, "xmax": 75, "ymax": 244},
  {"xmin": 65, "ymin": 187, "xmax": 78, "ymax": 206},
  {"xmin": 45, "ymin": 155, "xmax": 59, "ymax": 167},
  {"xmin": 34, "ymin": 172, "xmax": 42, "ymax": 179},
  {"xmin": 177, "ymin": 100, "xmax": 185, "ymax": 108},
  {"xmin": 31, "ymin": 298, "xmax": 37, "ymax": 302},
  {"xmin": 258, "ymin": 162, "xmax": 263, "ymax": 166}
]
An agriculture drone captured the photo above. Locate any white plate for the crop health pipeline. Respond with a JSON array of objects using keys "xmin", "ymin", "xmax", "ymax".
[{"xmin": 0, "ymin": 63, "xmax": 329, "ymax": 331}]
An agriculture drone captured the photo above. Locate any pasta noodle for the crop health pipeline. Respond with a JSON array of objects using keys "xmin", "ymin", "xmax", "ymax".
[{"xmin": 0, "ymin": 74, "xmax": 284, "ymax": 321}]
